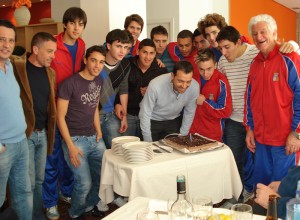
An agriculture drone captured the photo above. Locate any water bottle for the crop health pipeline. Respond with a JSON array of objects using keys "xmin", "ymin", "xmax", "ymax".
[{"xmin": 171, "ymin": 175, "xmax": 194, "ymax": 220}]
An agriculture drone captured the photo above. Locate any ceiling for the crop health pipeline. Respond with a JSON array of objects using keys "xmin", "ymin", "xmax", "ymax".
[
  {"xmin": 0, "ymin": 0, "xmax": 50, "ymax": 8},
  {"xmin": 274, "ymin": 0, "xmax": 300, "ymax": 13}
]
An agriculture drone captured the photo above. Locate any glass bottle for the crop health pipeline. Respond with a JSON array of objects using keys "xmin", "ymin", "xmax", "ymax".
[
  {"xmin": 171, "ymin": 175, "xmax": 194, "ymax": 220},
  {"xmin": 266, "ymin": 194, "xmax": 278, "ymax": 220},
  {"xmin": 286, "ymin": 180, "xmax": 300, "ymax": 220}
]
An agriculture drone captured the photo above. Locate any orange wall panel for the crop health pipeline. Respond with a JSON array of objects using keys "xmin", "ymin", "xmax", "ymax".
[
  {"xmin": 0, "ymin": 2, "xmax": 51, "ymax": 26},
  {"xmin": 230, "ymin": 0, "xmax": 296, "ymax": 43}
]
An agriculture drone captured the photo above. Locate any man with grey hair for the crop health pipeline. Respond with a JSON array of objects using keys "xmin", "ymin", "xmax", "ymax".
[{"xmin": 244, "ymin": 14, "xmax": 300, "ymax": 196}]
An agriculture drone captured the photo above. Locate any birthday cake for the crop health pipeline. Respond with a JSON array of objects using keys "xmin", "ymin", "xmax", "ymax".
[{"xmin": 163, "ymin": 134, "xmax": 218, "ymax": 153}]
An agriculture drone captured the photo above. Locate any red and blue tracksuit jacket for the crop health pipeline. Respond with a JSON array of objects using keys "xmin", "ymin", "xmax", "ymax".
[
  {"xmin": 167, "ymin": 42, "xmax": 201, "ymax": 83},
  {"xmin": 190, "ymin": 70, "xmax": 232, "ymax": 142},
  {"xmin": 244, "ymin": 45, "xmax": 300, "ymax": 146}
]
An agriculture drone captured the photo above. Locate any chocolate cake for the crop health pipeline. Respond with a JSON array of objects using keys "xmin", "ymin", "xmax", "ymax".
[{"xmin": 164, "ymin": 134, "xmax": 218, "ymax": 152}]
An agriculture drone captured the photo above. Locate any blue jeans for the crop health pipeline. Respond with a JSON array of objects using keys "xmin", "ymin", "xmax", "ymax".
[
  {"xmin": 42, "ymin": 127, "xmax": 74, "ymax": 208},
  {"xmin": 101, "ymin": 112, "xmax": 122, "ymax": 148},
  {"xmin": 0, "ymin": 138, "xmax": 33, "ymax": 220},
  {"xmin": 62, "ymin": 135, "xmax": 106, "ymax": 218},
  {"xmin": 223, "ymin": 119, "xmax": 246, "ymax": 184},
  {"xmin": 28, "ymin": 129, "xmax": 47, "ymax": 220},
  {"xmin": 123, "ymin": 114, "xmax": 142, "ymax": 139}
]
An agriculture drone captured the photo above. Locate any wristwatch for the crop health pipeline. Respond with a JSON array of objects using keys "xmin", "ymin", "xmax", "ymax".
[{"xmin": 292, "ymin": 131, "xmax": 300, "ymax": 140}]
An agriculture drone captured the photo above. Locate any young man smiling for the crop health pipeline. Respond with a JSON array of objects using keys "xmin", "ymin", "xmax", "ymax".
[
  {"xmin": 57, "ymin": 45, "xmax": 106, "ymax": 219},
  {"xmin": 115, "ymin": 38, "xmax": 168, "ymax": 138},
  {"xmin": 43, "ymin": 7, "xmax": 87, "ymax": 220}
]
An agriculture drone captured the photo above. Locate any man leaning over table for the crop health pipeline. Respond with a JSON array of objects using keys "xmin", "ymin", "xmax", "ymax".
[{"xmin": 139, "ymin": 60, "xmax": 199, "ymax": 142}]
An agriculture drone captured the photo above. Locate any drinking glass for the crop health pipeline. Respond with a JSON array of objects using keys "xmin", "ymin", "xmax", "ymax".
[
  {"xmin": 231, "ymin": 203, "xmax": 253, "ymax": 220},
  {"xmin": 136, "ymin": 209, "xmax": 159, "ymax": 220},
  {"xmin": 192, "ymin": 196, "xmax": 213, "ymax": 218}
]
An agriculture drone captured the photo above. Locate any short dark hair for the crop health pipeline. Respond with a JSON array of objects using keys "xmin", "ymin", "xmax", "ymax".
[
  {"xmin": 106, "ymin": 29, "xmax": 131, "ymax": 50},
  {"xmin": 193, "ymin": 28, "xmax": 203, "ymax": 40},
  {"xmin": 196, "ymin": 48, "xmax": 216, "ymax": 63},
  {"xmin": 177, "ymin": 30, "xmax": 193, "ymax": 40},
  {"xmin": 216, "ymin": 26, "xmax": 241, "ymax": 44},
  {"xmin": 124, "ymin": 29, "xmax": 134, "ymax": 45},
  {"xmin": 63, "ymin": 7, "xmax": 87, "ymax": 30},
  {"xmin": 0, "ymin": 19, "xmax": 16, "ymax": 39},
  {"xmin": 138, "ymin": 38, "xmax": 156, "ymax": 50},
  {"xmin": 31, "ymin": 32, "xmax": 57, "ymax": 50},
  {"xmin": 85, "ymin": 45, "xmax": 106, "ymax": 59},
  {"xmin": 150, "ymin": 25, "xmax": 168, "ymax": 39},
  {"xmin": 173, "ymin": 60, "xmax": 194, "ymax": 76},
  {"xmin": 124, "ymin": 14, "xmax": 144, "ymax": 31}
]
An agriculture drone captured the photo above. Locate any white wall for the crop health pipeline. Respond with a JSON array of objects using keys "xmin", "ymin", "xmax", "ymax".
[{"xmin": 146, "ymin": 0, "xmax": 229, "ymax": 42}]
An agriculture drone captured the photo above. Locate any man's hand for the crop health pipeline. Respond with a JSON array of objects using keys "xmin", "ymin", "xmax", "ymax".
[
  {"xmin": 156, "ymin": 59, "xmax": 166, "ymax": 68},
  {"xmin": 255, "ymin": 183, "xmax": 280, "ymax": 209},
  {"xmin": 115, "ymin": 104, "xmax": 125, "ymax": 120},
  {"xmin": 68, "ymin": 145, "xmax": 84, "ymax": 168},
  {"xmin": 140, "ymin": 87, "xmax": 147, "ymax": 96},
  {"xmin": 96, "ymin": 131, "xmax": 102, "ymax": 142},
  {"xmin": 268, "ymin": 181, "xmax": 281, "ymax": 192},
  {"xmin": 286, "ymin": 132, "xmax": 300, "ymax": 155},
  {"xmin": 119, "ymin": 116, "xmax": 128, "ymax": 133},
  {"xmin": 246, "ymin": 130, "xmax": 256, "ymax": 153},
  {"xmin": 278, "ymin": 41, "xmax": 295, "ymax": 53},
  {"xmin": 0, "ymin": 143, "xmax": 6, "ymax": 154},
  {"xmin": 196, "ymin": 94, "xmax": 206, "ymax": 105}
]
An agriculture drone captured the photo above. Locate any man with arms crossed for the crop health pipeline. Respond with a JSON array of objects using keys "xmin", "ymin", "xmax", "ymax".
[
  {"xmin": 11, "ymin": 32, "xmax": 56, "ymax": 220},
  {"xmin": 139, "ymin": 60, "xmax": 199, "ymax": 142},
  {"xmin": 0, "ymin": 19, "xmax": 32, "ymax": 220}
]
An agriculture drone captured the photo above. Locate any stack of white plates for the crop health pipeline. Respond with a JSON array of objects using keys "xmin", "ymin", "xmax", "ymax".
[
  {"xmin": 111, "ymin": 136, "xmax": 140, "ymax": 156},
  {"xmin": 122, "ymin": 141, "xmax": 153, "ymax": 164}
]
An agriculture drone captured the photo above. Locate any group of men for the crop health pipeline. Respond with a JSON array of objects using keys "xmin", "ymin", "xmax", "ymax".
[{"xmin": 0, "ymin": 5, "xmax": 300, "ymax": 220}]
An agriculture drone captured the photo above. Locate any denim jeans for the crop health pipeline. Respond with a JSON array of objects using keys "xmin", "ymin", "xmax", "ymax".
[
  {"xmin": 28, "ymin": 129, "xmax": 47, "ymax": 220},
  {"xmin": 62, "ymin": 135, "xmax": 106, "ymax": 218},
  {"xmin": 223, "ymin": 119, "xmax": 246, "ymax": 184},
  {"xmin": 122, "ymin": 114, "xmax": 142, "ymax": 139},
  {"xmin": 100, "ymin": 112, "xmax": 122, "ymax": 148},
  {"xmin": 0, "ymin": 138, "xmax": 33, "ymax": 220},
  {"xmin": 43, "ymin": 127, "xmax": 74, "ymax": 208}
]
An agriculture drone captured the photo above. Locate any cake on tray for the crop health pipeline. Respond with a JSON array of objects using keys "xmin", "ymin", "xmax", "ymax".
[{"xmin": 163, "ymin": 133, "xmax": 218, "ymax": 153}]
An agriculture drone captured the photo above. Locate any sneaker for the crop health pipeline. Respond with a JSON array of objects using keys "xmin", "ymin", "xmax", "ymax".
[
  {"xmin": 59, "ymin": 191, "xmax": 71, "ymax": 204},
  {"xmin": 85, "ymin": 206, "xmax": 105, "ymax": 218},
  {"xmin": 46, "ymin": 206, "xmax": 60, "ymax": 220},
  {"xmin": 243, "ymin": 190, "xmax": 254, "ymax": 203},
  {"xmin": 113, "ymin": 197, "xmax": 127, "ymax": 207},
  {"xmin": 96, "ymin": 200, "xmax": 109, "ymax": 212},
  {"xmin": 220, "ymin": 201, "xmax": 234, "ymax": 209}
]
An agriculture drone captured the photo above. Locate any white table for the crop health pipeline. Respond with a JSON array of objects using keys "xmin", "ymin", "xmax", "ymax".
[
  {"xmin": 103, "ymin": 197, "xmax": 267, "ymax": 220},
  {"xmin": 99, "ymin": 145, "xmax": 242, "ymax": 205}
]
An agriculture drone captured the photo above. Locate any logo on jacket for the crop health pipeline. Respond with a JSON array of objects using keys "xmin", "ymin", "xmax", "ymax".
[
  {"xmin": 209, "ymin": 94, "xmax": 214, "ymax": 100},
  {"xmin": 273, "ymin": 72, "xmax": 279, "ymax": 82}
]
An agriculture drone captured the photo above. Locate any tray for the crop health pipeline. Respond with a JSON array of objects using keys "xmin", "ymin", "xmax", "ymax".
[{"xmin": 162, "ymin": 133, "xmax": 224, "ymax": 154}]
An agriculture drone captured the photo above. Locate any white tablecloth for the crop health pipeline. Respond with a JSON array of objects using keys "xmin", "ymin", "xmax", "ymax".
[
  {"xmin": 99, "ymin": 145, "xmax": 242, "ymax": 205},
  {"xmin": 103, "ymin": 197, "xmax": 266, "ymax": 220}
]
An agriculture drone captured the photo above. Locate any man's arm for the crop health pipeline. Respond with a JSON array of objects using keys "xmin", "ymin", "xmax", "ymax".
[
  {"xmin": 119, "ymin": 93, "xmax": 128, "ymax": 133},
  {"xmin": 200, "ymin": 77, "xmax": 232, "ymax": 119},
  {"xmin": 139, "ymin": 85, "xmax": 157, "ymax": 142},
  {"xmin": 57, "ymin": 98, "xmax": 83, "ymax": 168},
  {"xmin": 244, "ymin": 75, "xmax": 256, "ymax": 152},
  {"xmin": 180, "ymin": 82, "xmax": 199, "ymax": 135},
  {"xmin": 94, "ymin": 103, "xmax": 102, "ymax": 142}
]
